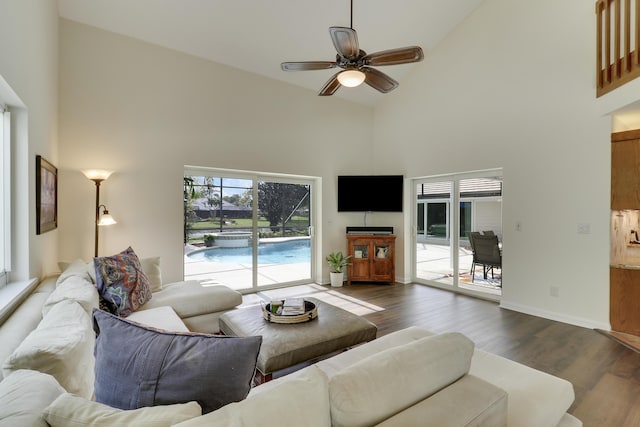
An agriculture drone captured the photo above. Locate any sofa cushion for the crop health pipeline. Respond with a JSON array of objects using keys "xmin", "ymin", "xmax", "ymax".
[
  {"xmin": 56, "ymin": 259, "xmax": 93, "ymax": 285},
  {"xmin": 2, "ymin": 299, "xmax": 95, "ymax": 399},
  {"xmin": 172, "ymin": 365, "xmax": 331, "ymax": 427},
  {"xmin": 43, "ymin": 393, "xmax": 201, "ymax": 427},
  {"xmin": 180, "ymin": 312, "xmax": 227, "ymax": 334},
  {"xmin": 94, "ymin": 247, "xmax": 153, "ymax": 317},
  {"xmin": 60, "ymin": 256, "xmax": 163, "ymax": 290},
  {"xmin": 329, "ymin": 332, "xmax": 474, "ymax": 427},
  {"xmin": 140, "ymin": 256, "xmax": 162, "ymax": 292},
  {"xmin": 316, "ymin": 325, "xmax": 435, "ymax": 378},
  {"xmin": 141, "ymin": 281, "xmax": 242, "ymax": 319},
  {"xmin": 470, "ymin": 348, "xmax": 576, "ymax": 427},
  {"xmin": 375, "ymin": 374, "xmax": 508, "ymax": 427},
  {"xmin": 0, "ymin": 370, "xmax": 65, "ymax": 427},
  {"xmin": 126, "ymin": 306, "xmax": 190, "ymax": 332},
  {"xmin": 92, "ymin": 309, "xmax": 261, "ymax": 414},
  {"xmin": 43, "ymin": 271, "xmax": 100, "ymax": 317},
  {"xmin": 0, "ymin": 292, "xmax": 50, "ymax": 381}
]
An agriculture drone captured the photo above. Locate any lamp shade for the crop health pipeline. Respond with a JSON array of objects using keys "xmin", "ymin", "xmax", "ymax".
[
  {"xmin": 83, "ymin": 169, "xmax": 113, "ymax": 182},
  {"xmin": 97, "ymin": 211, "xmax": 117, "ymax": 226},
  {"xmin": 337, "ymin": 69, "xmax": 366, "ymax": 87}
]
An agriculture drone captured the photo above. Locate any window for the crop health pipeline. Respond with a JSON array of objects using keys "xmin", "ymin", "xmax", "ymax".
[
  {"xmin": 183, "ymin": 167, "xmax": 316, "ymax": 292},
  {"xmin": 0, "ymin": 106, "xmax": 10, "ymax": 288},
  {"xmin": 0, "ymin": 76, "xmax": 38, "ymax": 324},
  {"xmin": 414, "ymin": 172, "xmax": 503, "ymax": 298}
]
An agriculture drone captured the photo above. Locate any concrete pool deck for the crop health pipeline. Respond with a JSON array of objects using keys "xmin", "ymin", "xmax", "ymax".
[
  {"xmin": 184, "ymin": 239, "xmax": 311, "ymax": 290},
  {"xmin": 184, "ymin": 239, "xmax": 500, "ymax": 295}
]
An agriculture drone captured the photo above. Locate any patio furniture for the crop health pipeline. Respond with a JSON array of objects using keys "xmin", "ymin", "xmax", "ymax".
[{"xmin": 470, "ymin": 233, "xmax": 501, "ymax": 282}]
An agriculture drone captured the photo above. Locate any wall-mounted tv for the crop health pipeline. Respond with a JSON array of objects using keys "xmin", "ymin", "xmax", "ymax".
[{"xmin": 337, "ymin": 175, "xmax": 404, "ymax": 212}]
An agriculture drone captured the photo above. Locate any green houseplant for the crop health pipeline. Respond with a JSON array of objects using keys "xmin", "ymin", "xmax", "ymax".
[
  {"xmin": 204, "ymin": 234, "xmax": 215, "ymax": 247},
  {"xmin": 326, "ymin": 251, "xmax": 352, "ymax": 287}
]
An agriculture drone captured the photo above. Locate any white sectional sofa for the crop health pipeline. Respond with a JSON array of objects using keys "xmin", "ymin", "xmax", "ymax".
[
  {"xmin": 175, "ymin": 326, "xmax": 583, "ymax": 427},
  {"xmin": 0, "ymin": 258, "xmax": 242, "ymax": 382},
  {"xmin": 0, "ymin": 262, "xmax": 582, "ymax": 427}
]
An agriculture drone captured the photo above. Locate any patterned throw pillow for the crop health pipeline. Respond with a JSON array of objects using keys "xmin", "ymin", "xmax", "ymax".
[{"xmin": 94, "ymin": 247, "xmax": 153, "ymax": 317}]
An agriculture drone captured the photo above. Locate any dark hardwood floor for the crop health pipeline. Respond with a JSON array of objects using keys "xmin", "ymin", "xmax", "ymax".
[{"xmin": 259, "ymin": 282, "xmax": 640, "ymax": 427}]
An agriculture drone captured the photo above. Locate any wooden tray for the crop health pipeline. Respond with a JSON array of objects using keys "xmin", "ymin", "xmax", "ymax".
[{"xmin": 262, "ymin": 300, "xmax": 317, "ymax": 324}]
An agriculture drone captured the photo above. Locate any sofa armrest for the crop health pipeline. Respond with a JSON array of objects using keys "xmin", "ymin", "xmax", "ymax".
[
  {"xmin": 470, "ymin": 349, "xmax": 576, "ymax": 427},
  {"xmin": 140, "ymin": 281, "xmax": 242, "ymax": 319}
]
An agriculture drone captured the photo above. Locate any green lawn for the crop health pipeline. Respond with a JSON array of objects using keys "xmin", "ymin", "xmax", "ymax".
[
  {"xmin": 187, "ymin": 216, "xmax": 310, "ymax": 243},
  {"xmin": 189, "ymin": 216, "xmax": 309, "ymax": 229},
  {"xmin": 189, "ymin": 218, "xmax": 265, "ymax": 229}
]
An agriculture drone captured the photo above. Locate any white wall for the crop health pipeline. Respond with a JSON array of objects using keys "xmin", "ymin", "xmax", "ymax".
[
  {"xmin": 58, "ymin": 1, "xmax": 640, "ymax": 330},
  {"xmin": 58, "ymin": 19, "xmax": 373, "ymax": 283},
  {"xmin": 373, "ymin": 0, "xmax": 615, "ymax": 329},
  {"xmin": 0, "ymin": 0, "xmax": 59, "ymax": 280},
  {"xmin": 474, "ymin": 200, "xmax": 502, "ymax": 238}
]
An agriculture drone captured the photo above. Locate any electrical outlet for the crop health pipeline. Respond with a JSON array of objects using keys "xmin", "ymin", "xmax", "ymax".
[
  {"xmin": 577, "ymin": 223, "xmax": 591, "ymax": 234},
  {"xmin": 550, "ymin": 286, "xmax": 560, "ymax": 297}
]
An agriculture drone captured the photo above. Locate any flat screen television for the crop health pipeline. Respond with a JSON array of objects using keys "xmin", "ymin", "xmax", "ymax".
[{"xmin": 337, "ymin": 175, "xmax": 403, "ymax": 212}]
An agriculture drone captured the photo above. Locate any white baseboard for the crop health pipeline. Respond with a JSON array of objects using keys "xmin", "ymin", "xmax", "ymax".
[{"xmin": 500, "ymin": 300, "xmax": 611, "ymax": 331}]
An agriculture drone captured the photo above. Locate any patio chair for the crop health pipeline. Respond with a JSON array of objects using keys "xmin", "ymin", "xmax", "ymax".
[
  {"xmin": 470, "ymin": 234, "xmax": 501, "ymax": 282},
  {"xmin": 468, "ymin": 232, "xmax": 482, "ymax": 271}
]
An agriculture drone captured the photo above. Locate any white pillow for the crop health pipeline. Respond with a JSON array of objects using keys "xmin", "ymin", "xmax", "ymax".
[
  {"xmin": 59, "ymin": 256, "xmax": 162, "ymax": 291},
  {"xmin": 56, "ymin": 259, "xmax": 92, "ymax": 285},
  {"xmin": 2, "ymin": 299, "xmax": 95, "ymax": 399},
  {"xmin": 329, "ymin": 332, "xmax": 474, "ymax": 427},
  {"xmin": 43, "ymin": 274, "xmax": 100, "ymax": 317},
  {"xmin": 172, "ymin": 365, "xmax": 331, "ymax": 427},
  {"xmin": 44, "ymin": 394, "xmax": 201, "ymax": 427},
  {"xmin": 140, "ymin": 256, "xmax": 162, "ymax": 292},
  {"xmin": 0, "ymin": 370, "xmax": 65, "ymax": 427}
]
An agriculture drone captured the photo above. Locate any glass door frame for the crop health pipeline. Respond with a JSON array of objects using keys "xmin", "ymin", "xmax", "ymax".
[
  {"xmin": 184, "ymin": 166, "xmax": 318, "ymax": 293},
  {"xmin": 411, "ymin": 169, "xmax": 503, "ymax": 301},
  {"xmin": 254, "ymin": 174, "xmax": 313, "ymax": 291}
]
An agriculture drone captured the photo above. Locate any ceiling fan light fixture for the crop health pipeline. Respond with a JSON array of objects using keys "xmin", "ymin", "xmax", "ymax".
[{"xmin": 337, "ymin": 69, "xmax": 365, "ymax": 87}]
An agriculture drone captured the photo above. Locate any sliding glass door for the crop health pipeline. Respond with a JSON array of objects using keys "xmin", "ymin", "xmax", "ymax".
[
  {"xmin": 183, "ymin": 168, "xmax": 314, "ymax": 292},
  {"xmin": 415, "ymin": 181, "xmax": 454, "ymax": 284},
  {"xmin": 413, "ymin": 170, "xmax": 503, "ymax": 297},
  {"xmin": 256, "ymin": 179, "xmax": 311, "ymax": 288}
]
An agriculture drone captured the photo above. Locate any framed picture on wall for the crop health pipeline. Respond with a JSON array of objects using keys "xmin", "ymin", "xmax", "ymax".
[{"xmin": 36, "ymin": 155, "xmax": 57, "ymax": 235}]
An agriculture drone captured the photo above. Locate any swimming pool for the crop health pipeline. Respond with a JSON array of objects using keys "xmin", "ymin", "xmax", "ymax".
[{"xmin": 188, "ymin": 239, "xmax": 311, "ymax": 264}]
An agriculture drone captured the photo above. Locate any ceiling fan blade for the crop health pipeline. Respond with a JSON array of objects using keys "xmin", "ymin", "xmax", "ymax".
[
  {"xmin": 363, "ymin": 46, "xmax": 424, "ymax": 66},
  {"xmin": 281, "ymin": 61, "xmax": 336, "ymax": 71},
  {"xmin": 329, "ymin": 27, "xmax": 360, "ymax": 60},
  {"xmin": 318, "ymin": 72, "xmax": 342, "ymax": 96},
  {"xmin": 362, "ymin": 67, "xmax": 399, "ymax": 93}
]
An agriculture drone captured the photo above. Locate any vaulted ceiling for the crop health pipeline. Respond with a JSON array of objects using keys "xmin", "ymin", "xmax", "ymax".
[{"xmin": 58, "ymin": 0, "xmax": 485, "ymax": 106}]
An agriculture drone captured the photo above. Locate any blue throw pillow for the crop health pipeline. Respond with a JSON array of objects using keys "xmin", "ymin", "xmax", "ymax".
[{"xmin": 92, "ymin": 309, "xmax": 262, "ymax": 414}]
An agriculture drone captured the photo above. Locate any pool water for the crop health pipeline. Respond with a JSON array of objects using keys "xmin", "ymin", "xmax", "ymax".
[{"xmin": 188, "ymin": 239, "xmax": 311, "ymax": 264}]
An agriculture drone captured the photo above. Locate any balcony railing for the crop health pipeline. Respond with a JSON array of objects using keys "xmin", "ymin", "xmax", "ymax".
[{"xmin": 596, "ymin": 0, "xmax": 640, "ymax": 97}]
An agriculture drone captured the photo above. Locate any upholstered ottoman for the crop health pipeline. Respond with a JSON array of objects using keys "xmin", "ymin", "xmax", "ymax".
[{"xmin": 219, "ymin": 297, "xmax": 377, "ymax": 383}]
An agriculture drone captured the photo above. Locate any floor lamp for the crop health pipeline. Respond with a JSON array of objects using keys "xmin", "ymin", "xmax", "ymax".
[{"xmin": 83, "ymin": 170, "xmax": 117, "ymax": 257}]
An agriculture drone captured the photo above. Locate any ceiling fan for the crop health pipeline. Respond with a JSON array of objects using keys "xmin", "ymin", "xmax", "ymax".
[{"xmin": 281, "ymin": 0, "xmax": 424, "ymax": 96}]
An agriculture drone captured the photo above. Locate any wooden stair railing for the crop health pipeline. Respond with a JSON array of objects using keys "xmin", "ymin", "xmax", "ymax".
[{"xmin": 596, "ymin": 0, "xmax": 640, "ymax": 97}]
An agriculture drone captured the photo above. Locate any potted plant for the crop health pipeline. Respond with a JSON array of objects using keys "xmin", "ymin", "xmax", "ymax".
[
  {"xmin": 326, "ymin": 251, "xmax": 352, "ymax": 288},
  {"xmin": 204, "ymin": 234, "xmax": 215, "ymax": 247}
]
